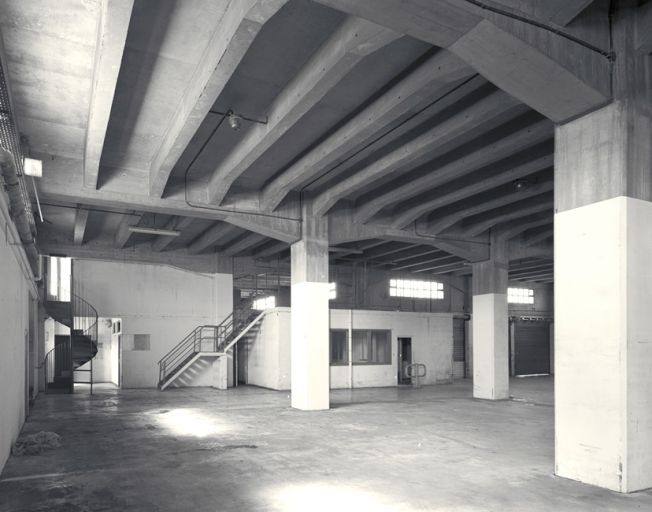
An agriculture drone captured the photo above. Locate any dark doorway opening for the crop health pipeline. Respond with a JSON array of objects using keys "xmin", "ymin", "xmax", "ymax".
[{"xmin": 398, "ymin": 337, "xmax": 412, "ymax": 385}]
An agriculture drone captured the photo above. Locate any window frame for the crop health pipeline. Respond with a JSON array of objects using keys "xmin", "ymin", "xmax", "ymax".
[
  {"xmin": 508, "ymin": 287, "xmax": 535, "ymax": 304},
  {"xmin": 389, "ymin": 278, "xmax": 444, "ymax": 300}
]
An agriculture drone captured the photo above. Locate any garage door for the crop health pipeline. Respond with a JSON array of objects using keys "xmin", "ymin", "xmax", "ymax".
[
  {"xmin": 514, "ymin": 320, "xmax": 550, "ymax": 375},
  {"xmin": 452, "ymin": 318, "xmax": 465, "ymax": 378}
]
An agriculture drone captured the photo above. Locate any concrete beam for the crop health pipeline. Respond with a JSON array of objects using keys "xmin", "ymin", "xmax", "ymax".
[
  {"xmin": 38, "ymin": 162, "xmax": 300, "ymax": 243},
  {"xmin": 84, "ymin": 0, "xmax": 134, "ymax": 189},
  {"xmin": 497, "ymin": 215, "xmax": 552, "ymax": 241},
  {"xmin": 395, "ymin": 154, "xmax": 553, "ymax": 229},
  {"xmin": 223, "ymin": 233, "xmax": 267, "ymax": 257},
  {"xmin": 188, "ymin": 222, "xmax": 238, "ymax": 255},
  {"xmin": 328, "ymin": 208, "xmax": 489, "ymax": 261},
  {"xmin": 252, "ymin": 240, "xmax": 288, "ymax": 260},
  {"xmin": 151, "ymin": 216, "xmax": 194, "ymax": 252},
  {"xmin": 413, "ymin": 259, "xmax": 467, "ymax": 274},
  {"xmin": 38, "ymin": 234, "xmax": 232, "ymax": 274},
  {"xmin": 461, "ymin": 197, "xmax": 553, "ymax": 237},
  {"xmin": 490, "ymin": 0, "xmax": 595, "ymax": 26},
  {"xmin": 149, "ymin": 0, "xmax": 288, "ymax": 197},
  {"xmin": 313, "ymin": 89, "xmax": 526, "ymax": 217},
  {"xmin": 508, "ymin": 239, "xmax": 553, "ymax": 260},
  {"xmin": 523, "ymin": 227, "xmax": 554, "ymax": 247},
  {"xmin": 73, "ymin": 207, "xmax": 90, "ymax": 245},
  {"xmin": 387, "ymin": 246, "xmax": 442, "ymax": 264},
  {"xmin": 355, "ymin": 117, "xmax": 552, "ymax": 224},
  {"xmin": 206, "ymin": 16, "xmax": 401, "ymax": 205},
  {"xmin": 313, "ymin": 0, "xmax": 611, "ymax": 122},
  {"xmin": 393, "ymin": 253, "xmax": 457, "ymax": 271},
  {"xmin": 114, "ymin": 213, "xmax": 143, "ymax": 248},
  {"xmin": 427, "ymin": 179, "xmax": 553, "ymax": 235},
  {"xmin": 636, "ymin": 1, "xmax": 652, "ymax": 53},
  {"xmin": 259, "ymin": 50, "xmax": 474, "ymax": 211}
]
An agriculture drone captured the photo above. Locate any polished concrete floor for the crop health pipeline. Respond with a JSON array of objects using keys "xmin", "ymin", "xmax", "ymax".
[{"xmin": 2, "ymin": 378, "xmax": 652, "ymax": 511}]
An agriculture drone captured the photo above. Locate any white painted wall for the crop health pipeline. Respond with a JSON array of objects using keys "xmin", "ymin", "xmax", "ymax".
[
  {"xmin": 0, "ymin": 200, "xmax": 34, "ymax": 472},
  {"xmin": 242, "ymin": 308, "xmax": 454, "ymax": 391},
  {"xmin": 73, "ymin": 260, "xmax": 233, "ymax": 388}
]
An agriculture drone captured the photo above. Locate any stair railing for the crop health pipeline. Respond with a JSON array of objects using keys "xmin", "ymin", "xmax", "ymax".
[
  {"xmin": 71, "ymin": 288, "xmax": 99, "ymax": 394},
  {"xmin": 157, "ymin": 300, "xmax": 265, "ymax": 387}
]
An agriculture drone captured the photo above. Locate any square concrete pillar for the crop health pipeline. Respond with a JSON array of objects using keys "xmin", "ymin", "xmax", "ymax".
[
  {"xmin": 555, "ymin": 99, "xmax": 652, "ymax": 492},
  {"xmin": 290, "ymin": 204, "xmax": 329, "ymax": 410},
  {"xmin": 471, "ymin": 241, "xmax": 509, "ymax": 400}
]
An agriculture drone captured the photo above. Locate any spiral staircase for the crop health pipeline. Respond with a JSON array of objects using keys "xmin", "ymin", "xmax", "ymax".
[{"xmin": 43, "ymin": 258, "xmax": 99, "ymax": 394}]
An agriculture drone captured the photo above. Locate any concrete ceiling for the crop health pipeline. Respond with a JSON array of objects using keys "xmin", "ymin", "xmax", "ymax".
[{"xmin": 0, "ymin": 0, "xmax": 621, "ymax": 279}]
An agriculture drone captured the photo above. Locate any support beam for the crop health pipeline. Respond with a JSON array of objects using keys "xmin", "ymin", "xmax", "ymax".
[
  {"xmin": 555, "ymin": 95, "xmax": 652, "ymax": 492},
  {"xmin": 313, "ymin": 89, "xmax": 526, "ymax": 216},
  {"xmin": 523, "ymin": 228, "xmax": 553, "ymax": 247},
  {"xmin": 206, "ymin": 16, "xmax": 401, "ymax": 205},
  {"xmin": 427, "ymin": 179, "xmax": 553, "ymax": 234},
  {"xmin": 395, "ymin": 154, "xmax": 553, "ymax": 229},
  {"xmin": 490, "ymin": 0, "xmax": 595, "ymax": 26},
  {"xmin": 313, "ymin": 0, "xmax": 611, "ymax": 122},
  {"xmin": 38, "ymin": 162, "xmax": 301, "ymax": 243},
  {"xmin": 84, "ymin": 0, "xmax": 134, "ymax": 189},
  {"xmin": 223, "ymin": 233, "xmax": 267, "ymax": 257},
  {"xmin": 412, "ymin": 258, "xmax": 464, "ymax": 273},
  {"xmin": 328, "ymin": 208, "xmax": 490, "ymax": 261},
  {"xmin": 355, "ymin": 118, "xmax": 552, "ymax": 224},
  {"xmin": 114, "ymin": 213, "xmax": 143, "ymax": 248},
  {"xmin": 260, "ymin": 50, "xmax": 474, "ymax": 211},
  {"xmin": 387, "ymin": 246, "xmax": 442, "ymax": 264},
  {"xmin": 188, "ymin": 222, "xmax": 238, "ymax": 255},
  {"xmin": 497, "ymin": 215, "xmax": 552, "ymax": 241},
  {"xmin": 149, "ymin": 0, "xmax": 288, "ymax": 197},
  {"xmin": 472, "ymin": 233, "xmax": 508, "ymax": 400},
  {"xmin": 152, "ymin": 217, "xmax": 194, "ymax": 252},
  {"xmin": 73, "ymin": 207, "xmax": 90, "ymax": 245},
  {"xmin": 461, "ymin": 197, "xmax": 553, "ymax": 237},
  {"xmin": 291, "ymin": 202, "xmax": 329, "ymax": 410},
  {"xmin": 393, "ymin": 253, "xmax": 455, "ymax": 271},
  {"xmin": 252, "ymin": 240, "xmax": 289, "ymax": 260}
]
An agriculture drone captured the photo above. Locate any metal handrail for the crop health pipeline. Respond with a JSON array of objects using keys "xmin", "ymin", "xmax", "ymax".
[
  {"xmin": 157, "ymin": 302, "xmax": 262, "ymax": 386},
  {"xmin": 405, "ymin": 363, "xmax": 427, "ymax": 388}
]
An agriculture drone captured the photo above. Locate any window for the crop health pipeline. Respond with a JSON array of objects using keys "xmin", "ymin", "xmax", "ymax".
[
  {"xmin": 329, "ymin": 282, "xmax": 337, "ymax": 300},
  {"xmin": 47, "ymin": 256, "xmax": 71, "ymax": 301},
  {"xmin": 253, "ymin": 295, "xmax": 276, "ymax": 310},
  {"xmin": 352, "ymin": 330, "xmax": 391, "ymax": 364},
  {"xmin": 330, "ymin": 330, "xmax": 348, "ymax": 365},
  {"xmin": 508, "ymin": 287, "xmax": 534, "ymax": 304},
  {"xmin": 329, "ymin": 329, "xmax": 391, "ymax": 365},
  {"xmin": 389, "ymin": 279, "xmax": 443, "ymax": 299}
]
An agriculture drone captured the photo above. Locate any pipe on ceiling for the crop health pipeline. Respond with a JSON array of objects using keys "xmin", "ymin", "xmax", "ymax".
[{"xmin": 0, "ymin": 147, "xmax": 39, "ymax": 274}]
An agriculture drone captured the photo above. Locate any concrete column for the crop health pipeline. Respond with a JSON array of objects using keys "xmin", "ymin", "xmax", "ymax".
[
  {"xmin": 290, "ymin": 203, "xmax": 329, "ymax": 410},
  {"xmin": 471, "ymin": 236, "xmax": 508, "ymax": 400},
  {"xmin": 554, "ymin": 9, "xmax": 652, "ymax": 489}
]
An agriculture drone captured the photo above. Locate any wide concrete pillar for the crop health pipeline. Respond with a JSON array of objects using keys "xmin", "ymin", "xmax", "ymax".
[
  {"xmin": 472, "ymin": 236, "xmax": 508, "ymax": 400},
  {"xmin": 290, "ymin": 203, "xmax": 329, "ymax": 410},
  {"xmin": 554, "ymin": 10, "xmax": 652, "ymax": 489}
]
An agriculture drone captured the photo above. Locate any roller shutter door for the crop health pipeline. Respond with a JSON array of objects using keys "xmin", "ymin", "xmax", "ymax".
[
  {"xmin": 453, "ymin": 318, "xmax": 466, "ymax": 378},
  {"xmin": 514, "ymin": 320, "xmax": 550, "ymax": 375}
]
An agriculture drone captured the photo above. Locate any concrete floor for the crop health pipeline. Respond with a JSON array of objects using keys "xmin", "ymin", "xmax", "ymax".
[{"xmin": 1, "ymin": 378, "xmax": 651, "ymax": 511}]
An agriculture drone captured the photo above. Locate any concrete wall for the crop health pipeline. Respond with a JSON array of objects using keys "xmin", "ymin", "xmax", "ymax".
[
  {"xmin": 507, "ymin": 281, "xmax": 554, "ymax": 315},
  {"xmin": 73, "ymin": 259, "xmax": 233, "ymax": 388},
  {"xmin": 241, "ymin": 308, "xmax": 454, "ymax": 390},
  {"xmin": 0, "ymin": 198, "xmax": 34, "ymax": 472},
  {"xmin": 239, "ymin": 308, "xmax": 291, "ymax": 390}
]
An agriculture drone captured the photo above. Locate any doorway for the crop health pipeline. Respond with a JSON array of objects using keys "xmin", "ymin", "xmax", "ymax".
[{"xmin": 398, "ymin": 337, "xmax": 412, "ymax": 385}]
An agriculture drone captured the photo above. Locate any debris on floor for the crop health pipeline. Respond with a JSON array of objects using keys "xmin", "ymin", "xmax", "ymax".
[{"xmin": 12, "ymin": 431, "xmax": 61, "ymax": 456}]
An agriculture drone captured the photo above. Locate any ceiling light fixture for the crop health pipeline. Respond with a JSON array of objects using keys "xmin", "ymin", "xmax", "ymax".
[
  {"xmin": 128, "ymin": 226, "xmax": 181, "ymax": 237},
  {"xmin": 228, "ymin": 112, "xmax": 243, "ymax": 131},
  {"xmin": 512, "ymin": 179, "xmax": 531, "ymax": 192}
]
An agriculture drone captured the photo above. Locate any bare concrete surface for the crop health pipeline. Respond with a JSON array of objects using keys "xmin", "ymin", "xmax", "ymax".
[{"xmin": 1, "ymin": 377, "xmax": 651, "ymax": 511}]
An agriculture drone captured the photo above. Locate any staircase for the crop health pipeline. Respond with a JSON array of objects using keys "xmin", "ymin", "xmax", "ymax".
[
  {"xmin": 43, "ymin": 293, "xmax": 99, "ymax": 394},
  {"xmin": 158, "ymin": 305, "xmax": 266, "ymax": 390}
]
